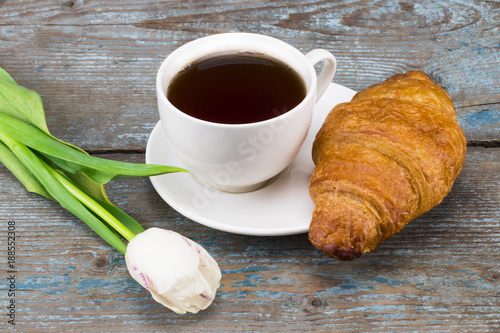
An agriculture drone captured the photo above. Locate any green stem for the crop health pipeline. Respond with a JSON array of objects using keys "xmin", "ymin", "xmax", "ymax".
[
  {"xmin": 47, "ymin": 167, "xmax": 136, "ymax": 242},
  {"xmin": 0, "ymin": 130, "xmax": 128, "ymax": 253}
]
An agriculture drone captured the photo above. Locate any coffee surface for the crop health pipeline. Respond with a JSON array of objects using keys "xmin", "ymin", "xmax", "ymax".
[{"xmin": 167, "ymin": 53, "xmax": 306, "ymax": 124}]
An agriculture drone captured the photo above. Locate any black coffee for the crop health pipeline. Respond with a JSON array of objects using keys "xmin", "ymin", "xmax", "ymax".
[{"xmin": 167, "ymin": 53, "xmax": 306, "ymax": 124}]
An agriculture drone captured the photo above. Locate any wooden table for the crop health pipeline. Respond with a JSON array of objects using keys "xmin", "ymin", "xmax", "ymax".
[{"xmin": 1, "ymin": 1, "xmax": 499, "ymax": 332}]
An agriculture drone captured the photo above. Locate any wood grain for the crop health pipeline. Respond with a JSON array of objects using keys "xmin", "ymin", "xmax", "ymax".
[
  {"xmin": 1, "ymin": 148, "xmax": 498, "ymax": 332},
  {"xmin": 0, "ymin": 0, "xmax": 498, "ymax": 149},
  {"xmin": 0, "ymin": 1, "xmax": 499, "ymax": 331}
]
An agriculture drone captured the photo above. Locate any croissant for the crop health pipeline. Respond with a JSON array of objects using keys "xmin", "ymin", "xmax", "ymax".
[{"xmin": 308, "ymin": 71, "xmax": 467, "ymax": 260}]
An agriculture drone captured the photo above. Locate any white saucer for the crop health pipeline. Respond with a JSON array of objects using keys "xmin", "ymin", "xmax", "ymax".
[{"xmin": 145, "ymin": 82, "xmax": 356, "ymax": 236}]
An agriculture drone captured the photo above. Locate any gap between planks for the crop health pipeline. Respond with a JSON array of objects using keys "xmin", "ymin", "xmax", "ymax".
[{"xmin": 84, "ymin": 140, "xmax": 500, "ymax": 156}]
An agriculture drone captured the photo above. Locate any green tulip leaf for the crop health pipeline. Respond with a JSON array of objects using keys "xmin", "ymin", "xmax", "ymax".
[
  {"xmin": 0, "ymin": 140, "xmax": 52, "ymax": 200},
  {"xmin": 92, "ymin": 196, "xmax": 146, "ymax": 236},
  {"xmin": 0, "ymin": 133, "xmax": 127, "ymax": 254},
  {"xmin": 0, "ymin": 65, "xmax": 183, "ymax": 254},
  {"xmin": 0, "ymin": 112, "xmax": 187, "ymax": 185},
  {"xmin": 0, "ymin": 67, "xmax": 50, "ymax": 135}
]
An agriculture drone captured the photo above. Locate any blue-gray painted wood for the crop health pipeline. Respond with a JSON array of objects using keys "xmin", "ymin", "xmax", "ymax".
[
  {"xmin": 0, "ymin": 1, "xmax": 499, "ymax": 331},
  {"xmin": 0, "ymin": 0, "xmax": 498, "ymax": 149},
  {"xmin": 1, "ymin": 149, "xmax": 499, "ymax": 332}
]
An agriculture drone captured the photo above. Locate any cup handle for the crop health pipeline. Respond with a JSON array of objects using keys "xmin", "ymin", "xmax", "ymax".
[{"xmin": 305, "ymin": 49, "xmax": 337, "ymax": 102}]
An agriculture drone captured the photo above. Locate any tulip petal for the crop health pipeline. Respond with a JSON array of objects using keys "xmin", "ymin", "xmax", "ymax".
[{"xmin": 125, "ymin": 228, "xmax": 221, "ymax": 314}]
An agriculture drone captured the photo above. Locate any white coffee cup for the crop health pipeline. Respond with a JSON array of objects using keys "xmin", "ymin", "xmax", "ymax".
[{"xmin": 156, "ymin": 32, "xmax": 336, "ymax": 192}]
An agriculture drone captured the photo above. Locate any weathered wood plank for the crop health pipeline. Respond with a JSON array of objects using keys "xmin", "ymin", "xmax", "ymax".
[
  {"xmin": 1, "ymin": 1, "xmax": 499, "ymax": 331},
  {"xmin": 1, "ymin": 147, "xmax": 498, "ymax": 332},
  {"xmin": 0, "ymin": 0, "xmax": 498, "ymax": 149}
]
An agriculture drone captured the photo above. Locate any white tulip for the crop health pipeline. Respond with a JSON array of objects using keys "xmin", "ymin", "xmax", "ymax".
[{"xmin": 125, "ymin": 227, "xmax": 221, "ymax": 314}]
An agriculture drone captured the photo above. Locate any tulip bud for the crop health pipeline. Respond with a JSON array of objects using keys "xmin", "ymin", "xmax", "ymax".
[{"xmin": 125, "ymin": 227, "xmax": 221, "ymax": 314}]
